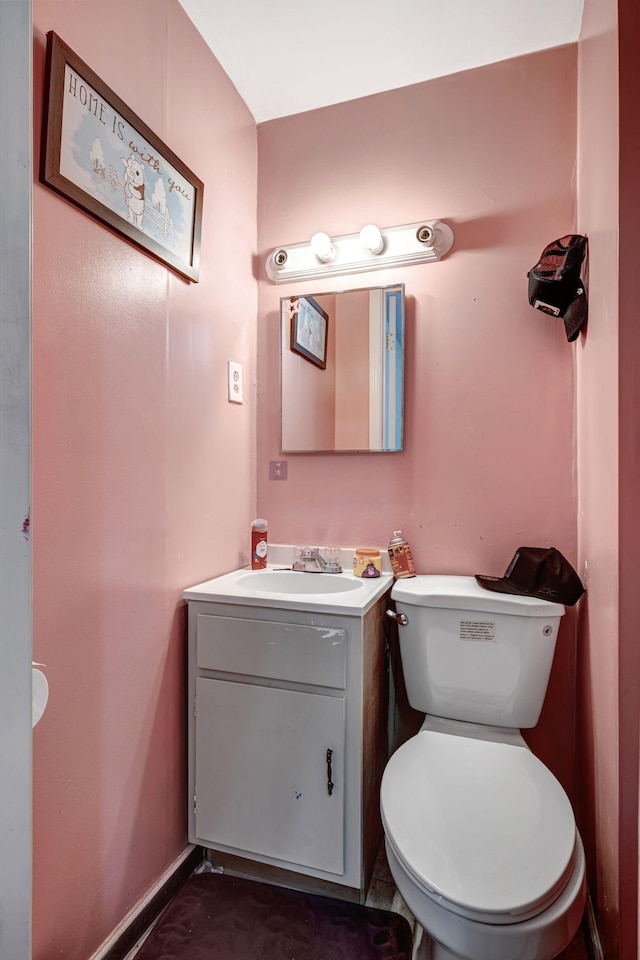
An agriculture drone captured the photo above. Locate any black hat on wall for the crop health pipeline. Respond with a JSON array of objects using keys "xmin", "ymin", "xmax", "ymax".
[
  {"xmin": 528, "ymin": 235, "xmax": 588, "ymax": 342},
  {"xmin": 476, "ymin": 546, "xmax": 585, "ymax": 606}
]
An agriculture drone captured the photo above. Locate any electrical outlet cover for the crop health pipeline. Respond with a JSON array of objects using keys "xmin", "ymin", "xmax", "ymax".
[{"xmin": 228, "ymin": 361, "xmax": 243, "ymax": 403}]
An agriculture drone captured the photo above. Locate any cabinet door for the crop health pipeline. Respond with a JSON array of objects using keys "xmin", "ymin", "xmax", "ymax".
[{"xmin": 195, "ymin": 678, "xmax": 345, "ymax": 875}]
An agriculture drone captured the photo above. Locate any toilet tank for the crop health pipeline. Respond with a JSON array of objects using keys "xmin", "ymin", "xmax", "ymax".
[{"xmin": 391, "ymin": 575, "xmax": 565, "ymax": 728}]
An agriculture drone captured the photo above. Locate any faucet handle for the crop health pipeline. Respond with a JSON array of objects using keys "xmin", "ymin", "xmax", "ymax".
[
  {"xmin": 322, "ymin": 547, "xmax": 343, "ymax": 574},
  {"xmin": 292, "ymin": 545, "xmax": 310, "ymax": 570}
]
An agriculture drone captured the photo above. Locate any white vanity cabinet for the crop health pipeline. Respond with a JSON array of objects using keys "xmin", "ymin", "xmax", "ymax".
[{"xmin": 184, "ymin": 569, "xmax": 392, "ymax": 902}]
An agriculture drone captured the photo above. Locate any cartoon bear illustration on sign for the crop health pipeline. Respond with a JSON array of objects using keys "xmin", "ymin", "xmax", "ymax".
[{"xmin": 121, "ymin": 154, "xmax": 145, "ymax": 229}]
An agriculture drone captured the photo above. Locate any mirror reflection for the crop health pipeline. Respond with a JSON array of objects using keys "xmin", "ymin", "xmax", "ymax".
[{"xmin": 280, "ymin": 284, "xmax": 404, "ymax": 452}]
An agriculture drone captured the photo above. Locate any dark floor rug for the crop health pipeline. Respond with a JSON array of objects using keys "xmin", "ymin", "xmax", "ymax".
[{"xmin": 134, "ymin": 872, "xmax": 412, "ymax": 960}]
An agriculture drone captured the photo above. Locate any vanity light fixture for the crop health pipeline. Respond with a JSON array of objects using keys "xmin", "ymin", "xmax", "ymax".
[{"xmin": 266, "ymin": 219, "xmax": 454, "ymax": 283}]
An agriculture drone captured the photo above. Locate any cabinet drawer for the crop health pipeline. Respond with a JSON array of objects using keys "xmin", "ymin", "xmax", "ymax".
[{"xmin": 196, "ymin": 615, "xmax": 347, "ymax": 689}]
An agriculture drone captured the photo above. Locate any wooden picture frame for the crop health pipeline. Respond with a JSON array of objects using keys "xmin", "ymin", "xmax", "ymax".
[
  {"xmin": 40, "ymin": 31, "xmax": 204, "ymax": 282},
  {"xmin": 290, "ymin": 296, "xmax": 329, "ymax": 369}
]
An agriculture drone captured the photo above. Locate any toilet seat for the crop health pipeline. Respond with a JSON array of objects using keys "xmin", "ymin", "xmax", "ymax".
[{"xmin": 381, "ymin": 730, "xmax": 577, "ymax": 925}]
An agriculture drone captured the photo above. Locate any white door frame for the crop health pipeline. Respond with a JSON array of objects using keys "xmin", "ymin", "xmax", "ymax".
[{"xmin": 0, "ymin": 1, "xmax": 32, "ymax": 957}]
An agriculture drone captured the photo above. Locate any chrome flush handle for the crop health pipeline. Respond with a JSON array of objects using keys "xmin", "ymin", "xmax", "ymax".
[{"xmin": 386, "ymin": 609, "xmax": 408, "ymax": 626}]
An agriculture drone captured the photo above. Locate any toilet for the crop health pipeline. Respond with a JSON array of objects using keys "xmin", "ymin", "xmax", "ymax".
[{"xmin": 380, "ymin": 575, "xmax": 586, "ymax": 960}]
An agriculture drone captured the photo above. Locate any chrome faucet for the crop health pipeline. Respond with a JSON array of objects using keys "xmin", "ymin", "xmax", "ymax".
[{"xmin": 292, "ymin": 547, "xmax": 343, "ymax": 574}]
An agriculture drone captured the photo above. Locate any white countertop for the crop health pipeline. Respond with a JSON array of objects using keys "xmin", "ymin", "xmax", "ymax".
[{"xmin": 183, "ymin": 565, "xmax": 394, "ymax": 616}]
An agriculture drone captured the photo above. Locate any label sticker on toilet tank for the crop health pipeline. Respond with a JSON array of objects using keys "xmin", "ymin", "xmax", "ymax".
[{"xmin": 459, "ymin": 620, "xmax": 496, "ymax": 642}]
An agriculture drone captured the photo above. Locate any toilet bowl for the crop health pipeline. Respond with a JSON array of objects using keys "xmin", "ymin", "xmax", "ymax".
[
  {"xmin": 386, "ymin": 836, "xmax": 585, "ymax": 960},
  {"xmin": 381, "ymin": 720, "xmax": 586, "ymax": 960},
  {"xmin": 380, "ymin": 576, "xmax": 586, "ymax": 960}
]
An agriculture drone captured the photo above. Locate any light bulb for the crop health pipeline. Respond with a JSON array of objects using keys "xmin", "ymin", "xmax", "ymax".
[
  {"xmin": 310, "ymin": 232, "xmax": 335, "ymax": 263},
  {"xmin": 359, "ymin": 223, "xmax": 384, "ymax": 255}
]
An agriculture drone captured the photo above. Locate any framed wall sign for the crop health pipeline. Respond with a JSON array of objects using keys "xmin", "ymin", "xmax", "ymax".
[
  {"xmin": 40, "ymin": 31, "xmax": 204, "ymax": 282},
  {"xmin": 289, "ymin": 296, "xmax": 329, "ymax": 369}
]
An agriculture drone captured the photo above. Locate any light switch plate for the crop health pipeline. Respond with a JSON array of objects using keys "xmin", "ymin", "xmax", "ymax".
[
  {"xmin": 269, "ymin": 460, "xmax": 288, "ymax": 480},
  {"xmin": 228, "ymin": 361, "xmax": 243, "ymax": 403}
]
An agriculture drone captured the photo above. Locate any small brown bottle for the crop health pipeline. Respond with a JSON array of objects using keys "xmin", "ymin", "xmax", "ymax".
[{"xmin": 388, "ymin": 530, "xmax": 416, "ymax": 579}]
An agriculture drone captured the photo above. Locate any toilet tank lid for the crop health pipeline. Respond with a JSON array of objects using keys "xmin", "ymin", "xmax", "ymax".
[{"xmin": 391, "ymin": 575, "xmax": 565, "ymax": 617}]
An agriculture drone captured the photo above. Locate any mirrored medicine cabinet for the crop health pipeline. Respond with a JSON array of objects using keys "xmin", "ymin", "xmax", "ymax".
[{"xmin": 280, "ymin": 284, "xmax": 405, "ymax": 453}]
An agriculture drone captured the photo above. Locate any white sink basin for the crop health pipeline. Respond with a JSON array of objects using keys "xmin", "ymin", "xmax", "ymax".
[{"xmin": 235, "ymin": 570, "xmax": 363, "ymax": 594}]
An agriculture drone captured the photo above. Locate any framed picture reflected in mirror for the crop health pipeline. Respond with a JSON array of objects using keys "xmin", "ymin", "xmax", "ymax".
[{"xmin": 289, "ymin": 296, "xmax": 329, "ymax": 369}]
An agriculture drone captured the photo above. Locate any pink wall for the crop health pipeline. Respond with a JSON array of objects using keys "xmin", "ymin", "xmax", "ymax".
[
  {"xmin": 281, "ymin": 294, "xmax": 336, "ymax": 450},
  {"xmin": 576, "ymin": 7, "xmax": 640, "ymax": 956},
  {"xmin": 617, "ymin": 1, "xmax": 640, "ymax": 954},
  {"xmin": 334, "ymin": 290, "xmax": 370, "ymax": 450},
  {"xmin": 31, "ymin": 2, "xmax": 257, "ymax": 957},
  {"xmin": 574, "ymin": 1, "xmax": 640, "ymax": 955},
  {"xmin": 258, "ymin": 46, "xmax": 579, "ymax": 790},
  {"xmin": 575, "ymin": 1, "xmax": 620, "ymax": 955}
]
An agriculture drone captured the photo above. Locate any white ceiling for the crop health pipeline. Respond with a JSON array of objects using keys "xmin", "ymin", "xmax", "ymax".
[{"xmin": 177, "ymin": 0, "xmax": 585, "ymax": 124}]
